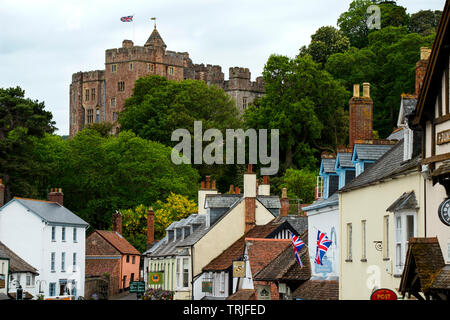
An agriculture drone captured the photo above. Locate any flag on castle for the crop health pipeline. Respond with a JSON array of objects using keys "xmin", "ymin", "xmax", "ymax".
[
  {"xmin": 120, "ymin": 15, "xmax": 134, "ymax": 22},
  {"xmin": 314, "ymin": 230, "xmax": 332, "ymax": 265},
  {"xmin": 291, "ymin": 235, "xmax": 305, "ymax": 268}
]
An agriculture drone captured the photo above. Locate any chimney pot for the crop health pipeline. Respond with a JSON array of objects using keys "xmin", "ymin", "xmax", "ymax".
[
  {"xmin": 112, "ymin": 211, "xmax": 122, "ymax": 235},
  {"xmin": 420, "ymin": 47, "xmax": 431, "ymax": 60},
  {"xmin": 353, "ymin": 84, "xmax": 360, "ymax": 97},
  {"xmin": 248, "ymin": 164, "xmax": 253, "ymax": 173},
  {"xmin": 0, "ymin": 179, "xmax": 4, "ymax": 207},
  {"xmin": 206, "ymin": 176, "xmax": 211, "ymax": 189},
  {"xmin": 212, "ymin": 180, "xmax": 216, "ymax": 190},
  {"xmin": 362, "ymin": 83, "xmax": 370, "ymax": 98},
  {"xmin": 229, "ymin": 184, "xmax": 234, "ymax": 194},
  {"xmin": 262, "ymin": 176, "xmax": 268, "ymax": 185}
]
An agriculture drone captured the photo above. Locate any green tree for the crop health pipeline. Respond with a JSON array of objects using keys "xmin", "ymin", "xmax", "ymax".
[
  {"xmin": 280, "ymin": 168, "xmax": 317, "ymax": 204},
  {"xmin": 326, "ymin": 26, "xmax": 434, "ymax": 137},
  {"xmin": 0, "ymin": 87, "xmax": 56, "ymax": 201},
  {"xmin": 244, "ymin": 54, "xmax": 348, "ymax": 171},
  {"xmin": 338, "ymin": 0, "xmax": 409, "ymax": 48},
  {"xmin": 299, "ymin": 26, "xmax": 350, "ymax": 66},
  {"xmin": 409, "ymin": 10, "xmax": 442, "ymax": 36},
  {"xmin": 56, "ymin": 129, "xmax": 200, "ymax": 229}
]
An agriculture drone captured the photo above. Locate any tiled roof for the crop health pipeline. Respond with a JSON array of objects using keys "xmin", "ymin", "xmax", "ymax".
[
  {"xmin": 95, "ymin": 230, "xmax": 141, "ymax": 255},
  {"xmin": 254, "ymin": 231, "xmax": 310, "ymax": 282},
  {"xmin": 353, "ymin": 144, "xmax": 395, "ymax": 161},
  {"xmin": 430, "ymin": 265, "xmax": 450, "ymax": 290},
  {"xmin": 226, "ymin": 289, "xmax": 256, "ymax": 300},
  {"xmin": 275, "ymin": 216, "xmax": 308, "ymax": 236},
  {"xmin": 86, "ymin": 258, "xmax": 120, "ymax": 276},
  {"xmin": 399, "ymin": 237, "xmax": 446, "ymax": 294},
  {"xmin": 246, "ymin": 238, "xmax": 291, "ymax": 276},
  {"xmin": 257, "ymin": 196, "xmax": 281, "ymax": 209},
  {"xmin": 341, "ymin": 140, "xmax": 420, "ymax": 192},
  {"xmin": 322, "ymin": 158, "xmax": 336, "ymax": 174},
  {"xmin": 386, "ymin": 191, "xmax": 418, "ymax": 212},
  {"xmin": 0, "ymin": 241, "xmax": 38, "ymax": 274},
  {"xmin": 202, "ymin": 223, "xmax": 280, "ymax": 272},
  {"xmin": 292, "ymin": 280, "xmax": 339, "ymax": 300},
  {"xmin": 12, "ymin": 197, "xmax": 89, "ymax": 227},
  {"xmin": 336, "ymin": 152, "xmax": 354, "ymax": 168}
]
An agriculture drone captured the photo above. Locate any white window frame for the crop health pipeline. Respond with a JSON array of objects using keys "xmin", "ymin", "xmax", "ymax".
[
  {"xmin": 73, "ymin": 252, "xmax": 77, "ymax": 272},
  {"xmin": 361, "ymin": 220, "xmax": 367, "ymax": 261},
  {"xmin": 175, "ymin": 256, "xmax": 190, "ymax": 290},
  {"xmin": 346, "ymin": 223, "xmax": 352, "ymax": 261},
  {"xmin": 62, "ymin": 227, "xmax": 66, "ymax": 242},
  {"xmin": 61, "ymin": 252, "xmax": 66, "ymax": 272},
  {"xmin": 393, "ymin": 210, "xmax": 417, "ymax": 275},
  {"xmin": 51, "ymin": 252, "xmax": 56, "ymax": 272},
  {"xmin": 73, "ymin": 228, "xmax": 77, "ymax": 243}
]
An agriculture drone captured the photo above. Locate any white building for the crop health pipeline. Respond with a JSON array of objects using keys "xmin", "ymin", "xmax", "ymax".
[{"xmin": 0, "ymin": 189, "xmax": 89, "ymax": 299}]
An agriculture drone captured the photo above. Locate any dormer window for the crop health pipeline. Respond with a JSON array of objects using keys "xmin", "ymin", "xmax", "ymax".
[
  {"xmin": 168, "ymin": 230, "xmax": 174, "ymax": 242},
  {"xmin": 176, "ymin": 228, "xmax": 182, "ymax": 241},
  {"xmin": 403, "ymin": 128, "xmax": 413, "ymax": 161}
]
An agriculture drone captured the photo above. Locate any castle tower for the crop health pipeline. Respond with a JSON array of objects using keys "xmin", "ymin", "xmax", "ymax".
[{"xmin": 144, "ymin": 26, "xmax": 167, "ymax": 50}]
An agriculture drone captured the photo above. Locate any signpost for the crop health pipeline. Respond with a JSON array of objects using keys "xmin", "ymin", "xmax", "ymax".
[
  {"xmin": 129, "ymin": 281, "xmax": 146, "ymax": 294},
  {"xmin": 370, "ymin": 288, "xmax": 397, "ymax": 300}
]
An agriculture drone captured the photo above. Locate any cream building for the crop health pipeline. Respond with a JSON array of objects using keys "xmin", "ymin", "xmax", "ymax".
[{"xmin": 143, "ymin": 169, "xmax": 280, "ymax": 300}]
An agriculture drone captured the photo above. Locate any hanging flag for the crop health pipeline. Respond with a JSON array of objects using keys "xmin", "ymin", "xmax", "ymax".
[
  {"xmin": 314, "ymin": 230, "xmax": 332, "ymax": 265},
  {"xmin": 120, "ymin": 15, "xmax": 134, "ymax": 22},
  {"xmin": 291, "ymin": 235, "xmax": 305, "ymax": 267}
]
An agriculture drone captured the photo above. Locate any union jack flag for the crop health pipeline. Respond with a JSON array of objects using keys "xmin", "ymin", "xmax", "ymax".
[
  {"xmin": 314, "ymin": 230, "xmax": 332, "ymax": 265},
  {"xmin": 291, "ymin": 235, "xmax": 305, "ymax": 267},
  {"xmin": 120, "ymin": 16, "xmax": 134, "ymax": 22}
]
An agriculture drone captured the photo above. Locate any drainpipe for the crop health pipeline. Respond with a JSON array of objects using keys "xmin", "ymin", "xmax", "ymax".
[{"xmin": 191, "ymin": 245, "xmax": 194, "ymax": 300}]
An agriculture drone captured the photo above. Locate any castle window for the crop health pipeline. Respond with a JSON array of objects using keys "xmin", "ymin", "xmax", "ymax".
[
  {"xmin": 243, "ymin": 97, "xmax": 248, "ymax": 110},
  {"xmin": 168, "ymin": 66, "xmax": 174, "ymax": 75},
  {"xmin": 85, "ymin": 89, "xmax": 89, "ymax": 101},
  {"xmin": 148, "ymin": 64, "xmax": 154, "ymax": 72},
  {"xmin": 129, "ymin": 63, "xmax": 133, "ymax": 71},
  {"xmin": 91, "ymin": 88, "xmax": 95, "ymax": 101},
  {"xmin": 96, "ymin": 109, "xmax": 100, "ymax": 123},
  {"xmin": 111, "ymin": 64, "xmax": 117, "ymax": 73},
  {"xmin": 87, "ymin": 109, "xmax": 94, "ymax": 124},
  {"xmin": 111, "ymin": 97, "xmax": 116, "ymax": 107},
  {"xmin": 118, "ymin": 81, "xmax": 125, "ymax": 92},
  {"xmin": 113, "ymin": 112, "xmax": 117, "ymax": 122}
]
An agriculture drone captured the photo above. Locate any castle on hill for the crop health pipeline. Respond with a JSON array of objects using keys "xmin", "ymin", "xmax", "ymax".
[{"xmin": 69, "ymin": 26, "xmax": 265, "ymax": 137}]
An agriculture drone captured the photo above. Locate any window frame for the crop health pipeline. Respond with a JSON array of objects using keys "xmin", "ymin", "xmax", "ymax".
[
  {"xmin": 361, "ymin": 220, "xmax": 367, "ymax": 261},
  {"xmin": 51, "ymin": 252, "xmax": 56, "ymax": 272},
  {"xmin": 393, "ymin": 210, "xmax": 417, "ymax": 275}
]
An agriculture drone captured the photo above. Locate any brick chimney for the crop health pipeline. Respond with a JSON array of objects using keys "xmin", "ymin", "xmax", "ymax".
[
  {"xmin": 349, "ymin": 83, "xmax": 373, "ymax": 148},
  {"xmin": 0, "ymin": 179, "xmax": 4, "ymax": 207},
  {"xmin": 112, "ymin": 211, "xmax": 122, "ymax": 235},
  {"xmin": 416, "ymin": 47, "xmax": 431, "ymax": 95},
  {"xmin": 244, "ymin": 164, "xmax": 256, "ymax": 232},
  {"xmin": 147, "ymin": 207, "xmax": 155, "ymax": 249},
  {"xmin": 48, "ymin": 188, "xmax": 64, "ymax": 206},
  {"xmin": 280, "ymin": 188, "xmax": 290, "ymax": 217},
  {"xmin": 258, "ymin": 176, "xmax": 270, "ymax": 196}
]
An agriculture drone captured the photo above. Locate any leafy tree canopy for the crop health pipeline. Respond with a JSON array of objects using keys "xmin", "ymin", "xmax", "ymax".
[{"xmin": 0, "ymin": 86, "xmax": 55, "ymax": 201}]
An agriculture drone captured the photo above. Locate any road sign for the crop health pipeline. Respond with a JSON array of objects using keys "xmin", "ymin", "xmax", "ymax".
[{"xmin": 129, "ymin": 281, "xmax": 146, "ymax": 293}]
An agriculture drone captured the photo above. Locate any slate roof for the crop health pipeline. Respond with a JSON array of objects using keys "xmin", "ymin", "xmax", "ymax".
[
  {"xmin": 257, "ymin": 196, "xmax": 281, "ymax": 209},
  {"xmin": 226, "ymin": 289, "xmax": 256, "ymax": 300},
  {"xmin": 0, "ymin": 241, "xmax": 38, "ymax": 274},
  {"xmin": 95, "ymin": 230, "xmax": 141, "ymax": 255},
  {"xmin": 341, "ymin": 140, "xmax": 421, "ymax": 192},
  {"xmin": 302, "ymin": 192, "xmax": 339, "ymax": 212},
  {"xmin": 322, "ymin": 158, "xmax": 336, "ymax": 174},
  {"xmin": 254, "ymin": 230, "xmax": 310, "ymax": 282},
  {"xmin": 205, "ymin": 194, "xmax": 241, "ymax": 208},
  {"xmin": 387, "ymin": 128, "xmax": 404, "ymax": 141},
  {"xmin": 246, "ymin": 238, "xmax": 291, "ymax": 277},
  {"xmin": 12, "ymin": 197, "xmax": 89, "ymax": 227},
  {"xmin": 353, "ymin": 144, "xmax": 395, "ymax": 161},
  {"xmin": 386, "ymin": 191, "xmax": 418, "ymax": 212},
  {"xmin": 292, "ymin": 280, "xmax": 339, "ymax": 300},
  {"xmin": 399, "ymin": 237, "xmax": 447, "ymax": 294},
  {"xmin": 336, "ymin": 152, "xmax": 354, "ymax": 168},
  {"xmin": 276, "ymin": 215, "xmax": 308, "ymax": 235},
  {"xmin": 145, "ymin": 27, "xmax": 166, "ymax": 48},
  {"xmin": 402, "ymin": 96, "xmax": 418, "ymax": 118}
]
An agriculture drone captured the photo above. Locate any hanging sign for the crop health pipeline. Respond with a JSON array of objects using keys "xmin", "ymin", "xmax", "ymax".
[
  {"xmin": 438, "ymin": 198, "xmax": 450, "ymax": 226},
  {"xmin": 232, "ymin": 261, "xmax": 246, "ymax": 278}
]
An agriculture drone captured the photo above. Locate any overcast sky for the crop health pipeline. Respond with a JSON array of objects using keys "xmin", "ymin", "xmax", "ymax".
[{"xmin": 0, "ymin": 0, "xmax": 446, "ymax": 135}]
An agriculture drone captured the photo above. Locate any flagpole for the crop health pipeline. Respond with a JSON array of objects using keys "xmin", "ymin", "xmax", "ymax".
[{"xmin": 132, "ymin": 13, "xmax": 135, "ymax": 42}]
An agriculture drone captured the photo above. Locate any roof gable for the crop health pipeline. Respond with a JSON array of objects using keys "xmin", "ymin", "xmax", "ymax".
[
  {"xmin": 94, "ymin": 230, "xmax": 140, "ymax": 255},
  {"xmin": 0, "ymin": 241, "xmax": 38, "ymax": 274}
]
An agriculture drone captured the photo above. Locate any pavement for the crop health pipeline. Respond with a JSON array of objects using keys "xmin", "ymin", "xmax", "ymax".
[{"xmin": 110, "ymin": 292, "xmax": 139, "ymax": 300}]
